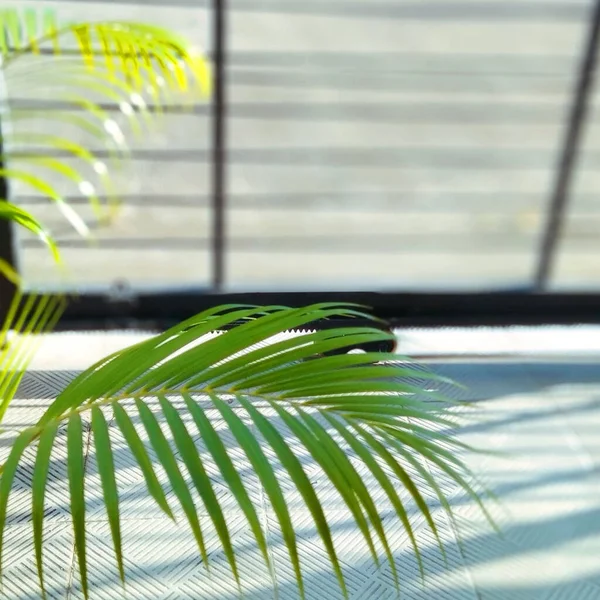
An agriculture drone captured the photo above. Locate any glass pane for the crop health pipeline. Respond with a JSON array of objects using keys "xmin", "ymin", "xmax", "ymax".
[
  {"xmin": 8, "ymin": 1, "xmax": 212, "ymax": 292},
  {"xmin": 226, "ymin": 1, "xmax": 591, "ymax": 291}
]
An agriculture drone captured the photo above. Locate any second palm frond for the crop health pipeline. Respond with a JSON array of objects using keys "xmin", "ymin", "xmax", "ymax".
[{"xmin": 0, "ymin": 6, "xmax": 211, "ymax": 420}]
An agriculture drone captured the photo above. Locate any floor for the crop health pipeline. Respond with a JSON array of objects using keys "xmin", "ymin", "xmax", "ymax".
[{"xmin": 0, "ymin": 326, "xmax": 598, "ymax": 599}]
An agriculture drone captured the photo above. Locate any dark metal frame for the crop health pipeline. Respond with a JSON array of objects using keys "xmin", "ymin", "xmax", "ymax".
[
  {"xmin": 0, "ymin": 123, "xmax": 16, "ymax": 323},
  {"xmin": 2, "ymin": 0, "xmax": 600, "ymax": 329},
  {"xmin": 0, "ymin": 220, "xmax": 16, "ymax": 324},
  {"xmin": 534, "ymin": 0, "xmax": 600, "ymax": 288},
  {"xmin": 43, "ymin": 289, "xmax": 600, "ymax": 330},
  {"xmin": 211, "ymin": 0, "xmax": 227, "ymax": 290}
]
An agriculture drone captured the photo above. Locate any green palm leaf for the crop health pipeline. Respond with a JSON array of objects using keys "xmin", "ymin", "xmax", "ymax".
[
  {"xmin": 0, "ymin": 9, "xmax": 211, "ymax": 92},
  {"xmin": 0, "ymin": 303, "xmax": 493, "ymax": 598},
  {"xmin": 0, "ymin": 200, "xmax": 59, "ymax": 262},
  {"xmin": 31, "ymin": 422, "xmax": 59, "ymax": 598},
  {"xmin": 90, "ymin": 407, "xmax": 124, "ymax": 583},
  {"xmin": 67, "ymin": 412, "xmax": 88, "ymax": 598},
  {"xmin": 212, "ymin": 394, "xmax": 304, "ymax": 596},
  {"xmin": 0, "ymin": 6, "xmax": 211, "ymax": 430},
  {"xmin": 0, "ymin": 197, "xmax": 66, "ymax": 426},
  {"xmin": 134, "ymin": 398, "xmax": 212, "ymax": 573},
  {"xmin": 0, "ymin": 290, "xmax": 66, "ymax": 421},
  {"xmin": 0, "ymin": 6, "xmax": 210, "ymax": 238}
]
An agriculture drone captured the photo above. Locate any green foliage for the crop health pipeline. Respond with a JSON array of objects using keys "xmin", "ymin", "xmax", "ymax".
[
  {"xmin": 0, "ymin": 7, "xmax": 494, "ymax": 600},
  {"xmin": 0, "ymin": 5, "xmax": 210, "ymax": 414},
  {"xmin": 0, "ymin": 201, "xmax": 59, "ymax": 263},
  {"xmin": 0, "ymin": 6, "xmax": 210, "ymax": 255},
  {"xmin": 0, "ymin": 291, "xmax": 66, "ymax": 423},
  {"xmin": 0, "ymin": 303, "xmax": 494, "ymax": 598}
]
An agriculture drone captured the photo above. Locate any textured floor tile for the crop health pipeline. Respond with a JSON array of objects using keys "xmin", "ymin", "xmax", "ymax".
[{"xmin": 6, "ymin": 331, "xmax": 600, "ymax": 598}]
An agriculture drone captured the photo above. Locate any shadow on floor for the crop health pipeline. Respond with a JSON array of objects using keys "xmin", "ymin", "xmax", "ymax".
[{"xmin": 5, "ymin": 359, "xmax": 600, "ymax": 598}]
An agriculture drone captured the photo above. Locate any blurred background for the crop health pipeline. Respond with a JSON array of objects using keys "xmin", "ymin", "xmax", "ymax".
[
  {"xmin": 3, "ymin": 6, "xmax": 600, "ymax": 599},
  {"xmin": 7, "ymin": 0, "xmax": 600, "ymax": 294}
]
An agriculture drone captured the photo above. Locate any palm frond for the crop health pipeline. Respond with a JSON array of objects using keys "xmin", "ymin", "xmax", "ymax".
[
  {"xmin": 0, "ymin": 183, "xmax": 68, "ymax": 414},
  {"xmin": 0, "ymin": 303, "xmax": 493, "ymax": 598},
  {"xmin": 0, "ymin": 290, "xmax": 66, "ymax": 422},
  {"xmin": 0, "ymin": 200, "xmax": 66, "ymax": 425},
  {"xmin": 0, "ymin": 8, "xmax": 211, "ymax": 95},
  {"xmin": 0, "ymin": 258, "xmax": 17, "ymax": 285},
  {"xmin": 0, "ymin": 166, "xmax": 91, "ymax": 236},
  {"xmin": 0, "ymin": 7, "xmax": 210, "ymax": 235},
  {"xmin": 76, "ymin": 21, "xmax": 210, "ymax": 95},
  {"xmin": 0, "ymin": 200, "xmax": 59, "ymax": 262}
]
